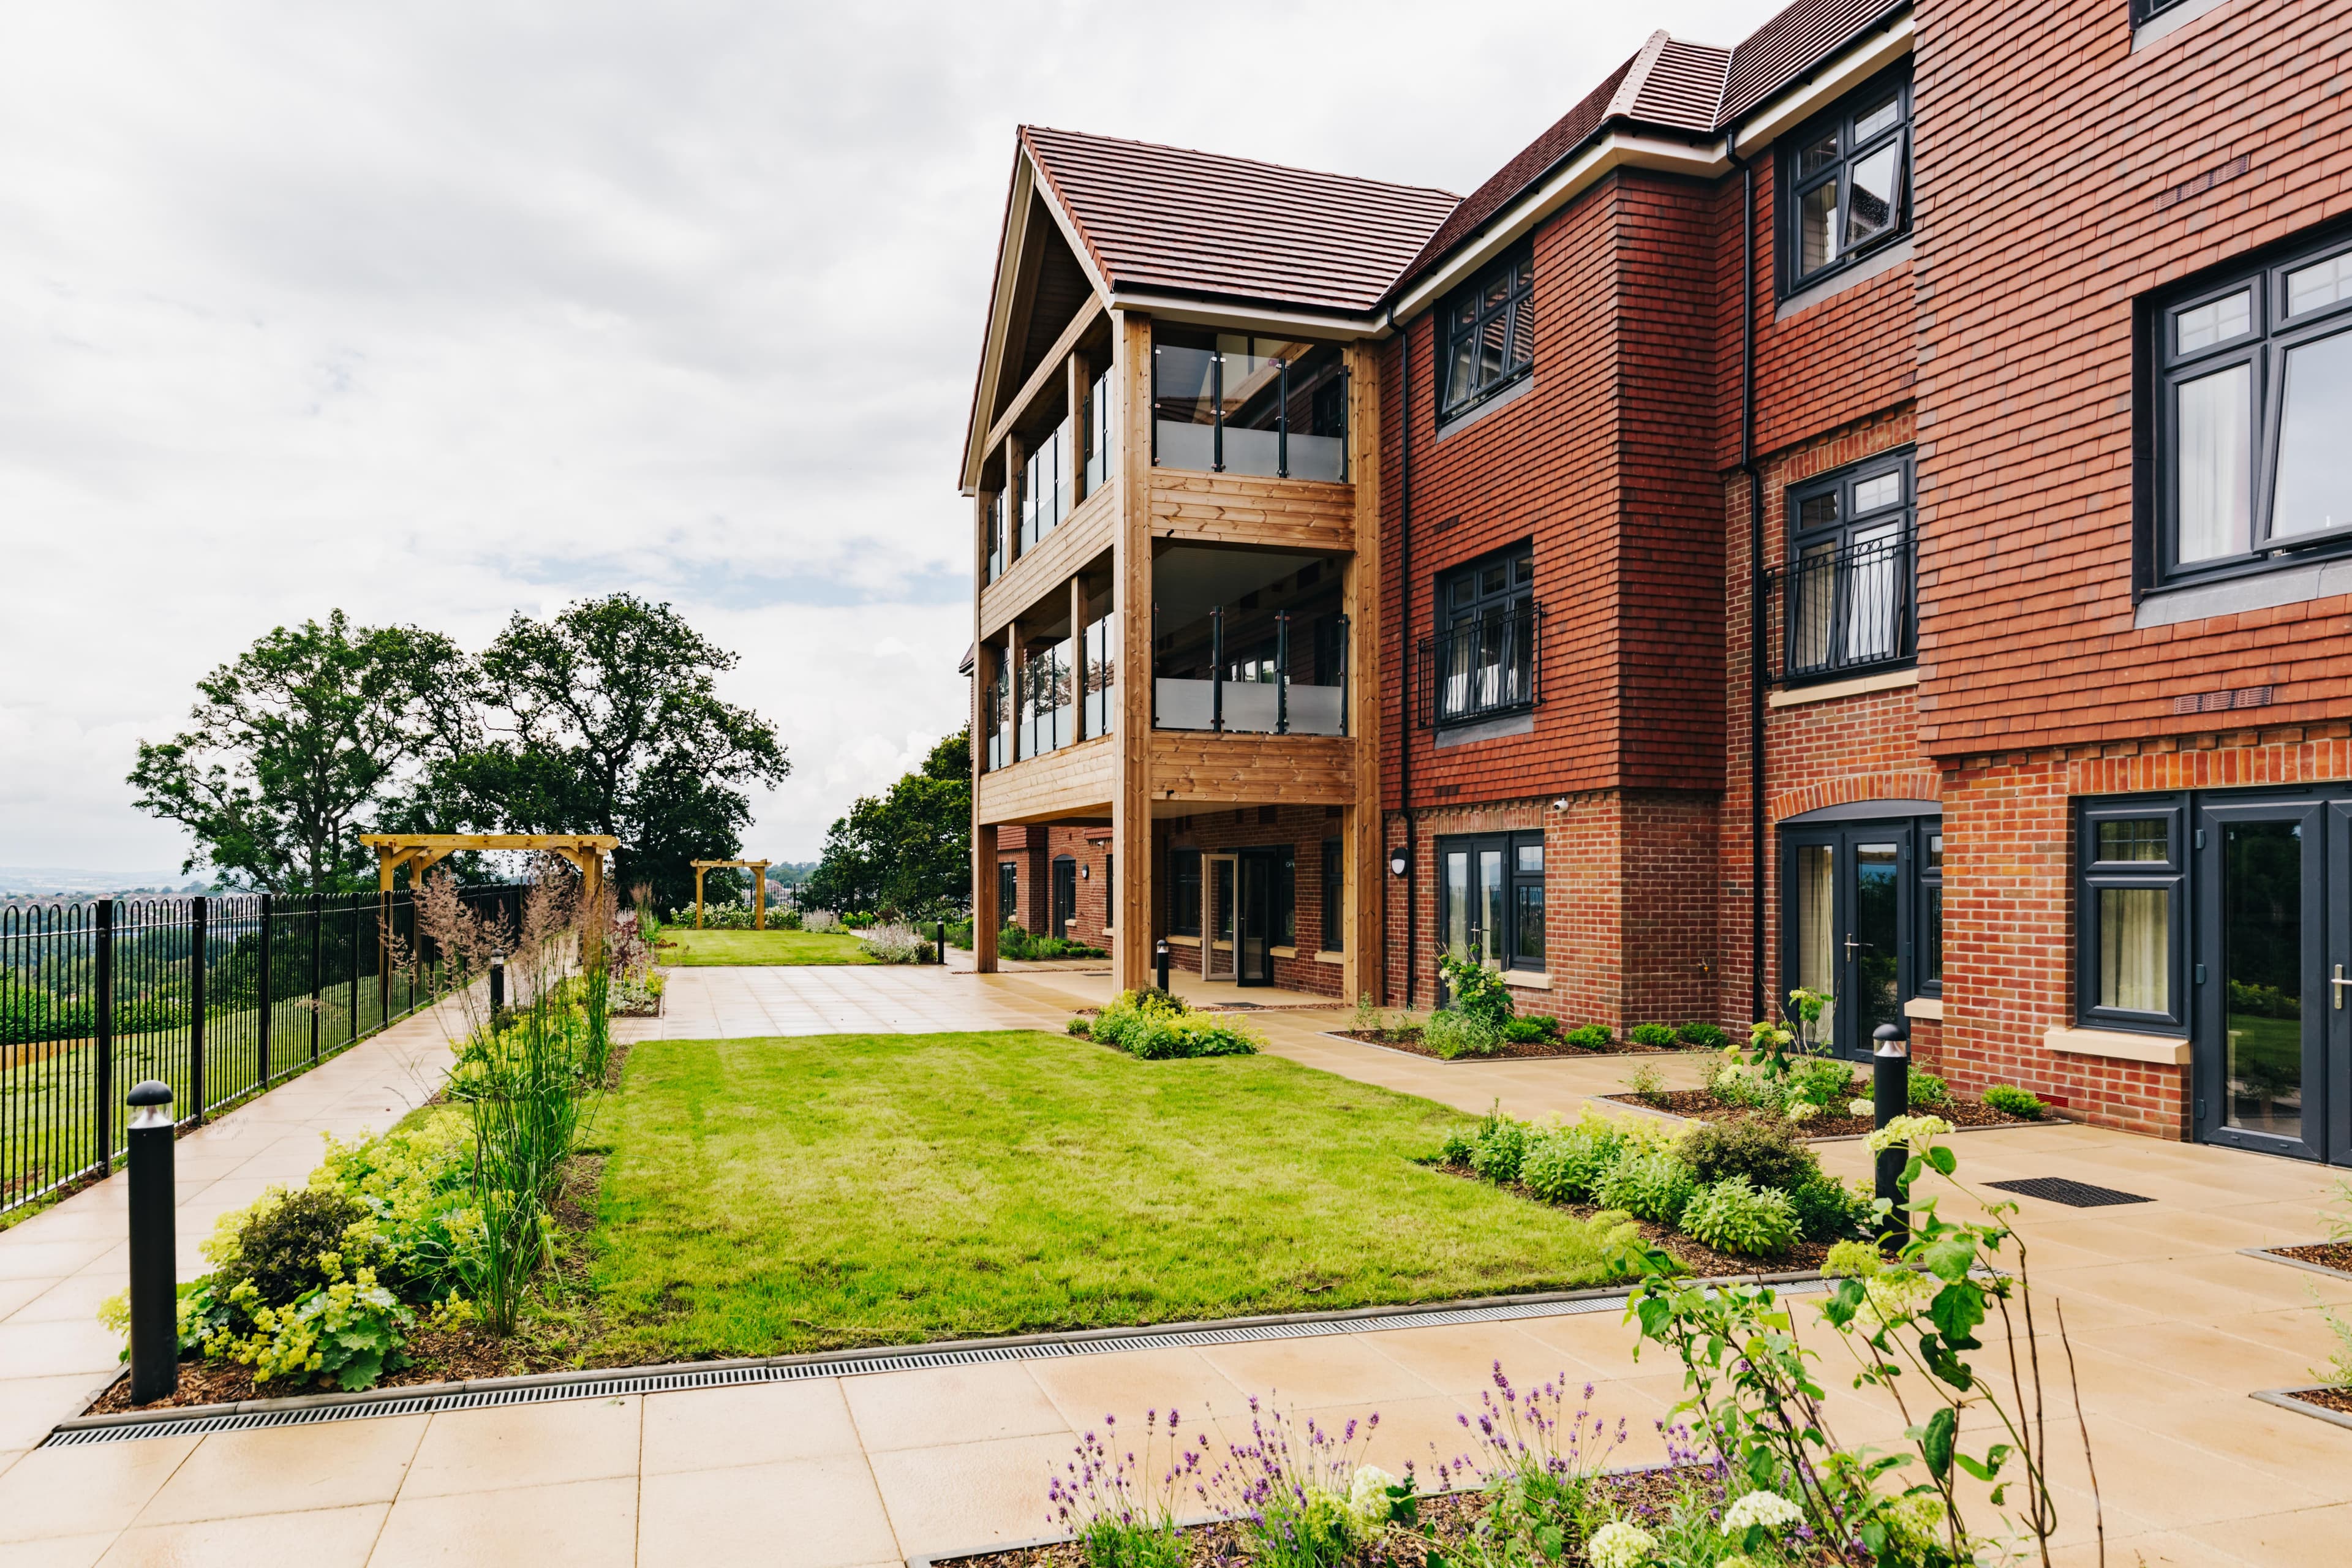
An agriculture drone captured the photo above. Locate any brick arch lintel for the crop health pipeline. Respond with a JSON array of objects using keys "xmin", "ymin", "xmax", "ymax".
[{"xmin": 1768, "ymin": 771, "xmax": 1944, "ymax": 826}]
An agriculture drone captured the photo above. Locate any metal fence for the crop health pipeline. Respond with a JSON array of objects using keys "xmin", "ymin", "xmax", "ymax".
[{"xmin": 0, "ymin": 883, "xmax": 523, "ymax": 1218}]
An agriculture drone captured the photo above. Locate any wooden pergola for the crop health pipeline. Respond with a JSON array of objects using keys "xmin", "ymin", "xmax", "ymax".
[
  {"xmin": 689, "ymin": 859, "xmax": 770, "ymax": 930},
  {"xmin": 359, "ymin": 834, "xmax": 620, "ymax": 968}
]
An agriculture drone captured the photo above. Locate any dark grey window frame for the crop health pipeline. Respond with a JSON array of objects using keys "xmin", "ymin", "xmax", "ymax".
[
  {"xmin": 1423, "ymin": 541, "xmax": 1541, "ymax": 728},
  {"xmin": 2128, "ymin": 0, "xmax": 2195, "ymax": 21},
  {"xmin": 1920, "ymin": 825, "xmax": 1944, "ymax": 997},
  {"xmin": 1779, "ymin": 67, "xmax": 1913, "ymax": 297},
  {"xmin": 2075, "ymin": 796, "xmax": 2190, "ymax": 1035},
  {"xmin": 997, "ymin": 862, "xmax": 1018, "ymax": 929},
  {"xmin": 2142, "ymin": 222, "xmax": 2352, "ymax": 593},
  {"xmin": 1781, "ymin": 449, "xmax": 1917, "ymax": 683},
  {"xmin": 1321, "ymin": 836, "xmax": 1344, "ymax": 953},
  {"xmin": 1435, "ymin": 247, "xmax": 1535, "ymax": 425},
  {"xmin": 1167, "ymin": 848, "xmax": 1202, "ymax": 937},
  {"xmin": 1436, "ymin": 829, "xmax": 1546, "ymax": 974}
]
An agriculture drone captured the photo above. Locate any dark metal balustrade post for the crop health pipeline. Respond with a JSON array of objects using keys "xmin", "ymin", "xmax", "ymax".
[
  {"xmin": 187, "ymin": 896, "xmax": 206, "ymax": 1121},
  {"xmin": 308, "ymin": 894, "xmax": 323, "ymax": 1063},
  {"xmin": 1338, "ymin": 613, "xmax": 1351, "ymax": 736},
  {"xmin": 1275, "ymin": 611, "xmax": 1290, "ymax": 734},
  {"xmin": 1210, "ymin": 605, "xmax": 1224, "ymax": 733},
  {"xmin": 92, "ymin": 899, "xmax": 114, "ymax": 1174},
  {"xmin": 256, "ymin": 893, "xmax": 273, "ymax": 1088}
]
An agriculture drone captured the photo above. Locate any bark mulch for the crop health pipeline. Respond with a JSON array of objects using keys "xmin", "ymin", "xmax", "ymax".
[
  {"xmin": 2285, "ymin": 1385, "xmax": 2352, "ymax": 1415},
  {"xmin": 1335, "ymin": 1031, "xmax": 1694, "ymax": 1061},
  {"xmin": 1433, "ymin": 1166, "xmax": 1831, "ymax": 1276},
  {"xmin": 1602, "ymin": 1089, "xmax": 2040, "ymax": 1139},
  {"xmin": 937, "ymin": 1468, "xmax": 1698, "ymax": 1568},
  {"xmin": 2268, "ymin": 1242, "xmax": 2352, "ymax": 1275}
]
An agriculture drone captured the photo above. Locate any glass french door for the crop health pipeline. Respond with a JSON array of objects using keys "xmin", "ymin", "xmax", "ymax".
[
  {"xmin": 1439, "ymin": 835, "xmax": 1510, "ymax": 1005},
  {"xmin": 1202, "ymin": 855, "xmax": 1238, "ymax": 980},
  {"xmin": 1781, "ymin": 820, "xmax": 1924, "ymax": 1061},
  {"xmin": 2197, "ymin": 801, "xmax": 2325, "ymax": 1160},
  {"xmin": 1052, "ymin": 858, "xmax": 1077, "ymax": 935},
  {"xmin": 1235, "ymin": 849, "xmax": 1278, "ymax": 987}
]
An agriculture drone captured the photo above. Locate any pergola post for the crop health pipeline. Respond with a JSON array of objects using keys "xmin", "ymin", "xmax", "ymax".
[
  {"xmin": 695, "ymin": 865, "xmax": 707, "ymax": 930},
  {"xmin": 754, "ymin": 868, "xmax": 767, "ymax": 931}
]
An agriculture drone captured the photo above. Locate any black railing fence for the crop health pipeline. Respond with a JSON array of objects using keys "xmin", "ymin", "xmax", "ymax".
[
  {"xmin": 1779, "ymin": 529, "xmax": 1915, "ymax": 681},
  {"xmin": 0, "ymin": 883, "xmax": 522, "ymax": 1218},
  {"xmin": 1418, "ymin": 605, "xmax": 1545, "ymax": 728}
]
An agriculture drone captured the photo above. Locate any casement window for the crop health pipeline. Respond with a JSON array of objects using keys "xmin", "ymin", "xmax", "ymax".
[
  {"xmin": 2075, "ymin": 800, "xmax": 2187, "ymax": 1032},
  {"xmin": 1167, "ymin": 848, "xmax": 1202, "ymax": 937},
  {"xmin": 1919, "ymin": 828, "xmax": 1943, "ymax": 995},
  {"xmin": 1427, "ymin": 543, "xmax": 1540, "ymax": 726},
  {"xmin": 1320, "ymin": 837, "xmax": 1344, "ymax": 953},
  {"xmin": 2152, "ymin": 227, "xmax": 2352, "ymax": 585},
  {"xmin": 1784, "ymin": 451, "xmax": 1916, "ymax": 680},
  {"xmin": 1275, "ymin": 848, "xmax": 1297, "ymax": 948},
  {"xmin": 1782, "ymin": 72, "xmax": 1912, "ymax": 293},
  {"xmin": 2128, "ymin": 0, "xmax": 2195, "ymax": 21},
  {"xmin": 997, "ymin": 862, "xmax": 1018, "ymax": 927},
  {"xmin": 1437, "ymin": 249, "xmax": 1534, "ymax": 423},
  {"xmin": 1438, "ymin": 830, "xmax": 1545, "ymax": 973}
]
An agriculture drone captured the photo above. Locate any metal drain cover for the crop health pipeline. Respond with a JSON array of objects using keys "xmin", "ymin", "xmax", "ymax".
[{"xmin": 1986, "ymin": 1177, "xmax": 2152, "ymax": 1208}]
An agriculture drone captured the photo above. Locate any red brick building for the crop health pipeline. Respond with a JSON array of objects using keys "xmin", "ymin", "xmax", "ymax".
[{"xmin": 961, "ymin": 0, "xmax": 2352, "ymax": 1158}]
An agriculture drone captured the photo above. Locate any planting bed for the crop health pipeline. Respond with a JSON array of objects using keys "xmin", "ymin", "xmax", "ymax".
[
  {"xmin": 2287, "ymin": 1386, "xmax": 2352, "ymax": 1415},
  {"xmin": 1435, "ymin": 1166, "xmax": 1832, "ymax": 1275},
  {"xmin": 1603, "ymin": 1090, "xmax": 2041, "ymax": 1138},
  {"xmin": 936, "ymin": 1469, "xmax": 1693, "ymax": 1568},
  {"xmin": 2265, "ymin": 1242, "xmax": 2352, "ymax": 1275},
  {"xmin": 1330, "ymin": 1030, "xmax": 1689, "ymax": 1061}
]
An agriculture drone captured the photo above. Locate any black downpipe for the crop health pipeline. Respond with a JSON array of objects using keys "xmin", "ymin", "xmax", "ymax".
[
  {"xmin": 1732, "ymin": 130, "xmax": 1766, "ymax": 1024},
  {"xmin": 1393, "ymin": 307, "xmax": 1417, "ymax": 1010}
]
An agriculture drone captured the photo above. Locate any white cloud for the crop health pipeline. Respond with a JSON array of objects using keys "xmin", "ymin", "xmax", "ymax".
[{"xmin": 0, "ymin": 0, "xmax": 1779, "ymax": 865}]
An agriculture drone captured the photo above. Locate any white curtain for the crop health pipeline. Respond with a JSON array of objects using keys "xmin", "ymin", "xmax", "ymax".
[
  {"xmin": 2099, "ymin": 887, "xmax": 2168, "ymax": 1014},
  {"xmin": 1796, "ymin": 845, "xmax": 1838, "ymax": 1042},
  {"xmin": 2176, "ymin": 364, "xmax": 2250, "ymax": 563}
]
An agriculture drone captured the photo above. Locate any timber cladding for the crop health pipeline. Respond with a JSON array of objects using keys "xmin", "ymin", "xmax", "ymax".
[
  {"xmin": 980, "ymin": 484, "xmax": 1115, "ymax": 639},
  {"xmin": 1145, "ymin": 470, "xmax": 1355, "ymax": 552},
  {"xmin": 975, "ymin": 735, "xmax": 1115, "ymax": 826},
  {"xmin": 1146, "ymin": 732, "xmax": 1354, "ymax": 806},
  {"xmin": 1912, "ymin": 0, "xmax": 2352, "ymax": 752}
]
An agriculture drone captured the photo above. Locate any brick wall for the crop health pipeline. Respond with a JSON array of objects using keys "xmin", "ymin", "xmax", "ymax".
[{"xmin": 1156, "ymin": 806, "xmax": 1348, "ymax": 998}]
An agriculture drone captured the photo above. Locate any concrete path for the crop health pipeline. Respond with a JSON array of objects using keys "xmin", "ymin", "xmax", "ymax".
[{"xmin": 0, "ymin": 965, "xmax": 2347, "ymax": 1564}]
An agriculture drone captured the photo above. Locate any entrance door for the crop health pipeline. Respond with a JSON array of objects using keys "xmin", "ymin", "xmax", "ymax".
[
  {"xmin": 2197, "ymin": 801, "xmax": 2324, "ymax": 1160},
  {"xmin": 1782, "ymin": 820, "xmax": 1922, "ymax": 1060},
  {"xmin": 1439, "ymin": 835, "xmax": 1510, "ymax": 1004},
  {"xmin": 1235, "ymin": 850, "xmax": 1278, "ymax": 987},
  {"xmin": 1052, "ymin": 857, "xmax": 1077, "ymax": 936},
  {"xmin": 1202, "ymin": 854, "xmax": 1238, "ymax": 981}
]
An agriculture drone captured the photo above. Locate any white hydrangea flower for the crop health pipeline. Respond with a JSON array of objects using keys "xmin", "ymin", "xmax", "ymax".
[
  {"xmin": 1864, "ymin": 1113, "xmax": 1954, "ymax": 1155},
  {"xmin": 1587, "ymin": 1520, "xmax": 1656, "ymax": 1568},
  {"xmin": 1849, "ymin": 1098, "xmax": 1876, "ymax": 1118},
  {"xmin": 1722, "ymin": 1490, "xmax": 1806, "ymax": 1534},
  {"xmin": 1346, "ymin": 1464, "xmax": 1399, "ymax": 1529},
  {"xmin": 1785, "ymin": 1100, "xmax": 1819, "ymax": 1123}
]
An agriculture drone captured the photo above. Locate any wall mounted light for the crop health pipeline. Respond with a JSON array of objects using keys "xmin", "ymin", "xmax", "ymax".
[
  {"xmin": 1551, "ymin": 798, "xmax": 1570, "ymax": 812},
  {"xmin": 1389, "ymin": 852, "xmax": 1409, "ymax": 877},
  {"xmin": 1080, "ymin": 864, "xmax": 1090, "ymax": 878}
]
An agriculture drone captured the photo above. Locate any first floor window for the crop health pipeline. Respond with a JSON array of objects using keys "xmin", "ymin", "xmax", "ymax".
[
  {"xmin": 2076, "ymin": 801, "xmax": 2185, "ymax": 1030},
  {"xmin": 1783, "ymin": 69, "xmax": 1911, "ymax": 292},
  {"xmin": 1438, "ymin": 247, "xmax": 1534, "ymax": 421},
  {"xmin": 1321, "ymin": 837, "xmax": 1344, "ymax": 952},
  {"xmin": 1168, "ymin": 849, "xmax": 1202, "ymax": 937},
  {"xmin": 1785, "ymin": 451, "xmax": 1915, "ymax": 679},
  {"xmin": 2155, "ymin": 225, "xmax": 2352, "ymax": 582},
  {"xmin": 1432, "ymin": 542, "xmax": 1539, "ymax": 725}
]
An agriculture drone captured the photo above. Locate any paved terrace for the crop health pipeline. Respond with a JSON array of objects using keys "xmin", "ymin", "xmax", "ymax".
[{"xmin": 0, "ymin": 965, "xmax": 2343, "ymax": 1564}]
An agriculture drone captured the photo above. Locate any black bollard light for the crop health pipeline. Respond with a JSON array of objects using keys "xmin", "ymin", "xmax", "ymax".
[
  {"xmin": 488, "ymin": 952, "xmax": 506, "ymax": 1029},
  {"xmin": 1155, "ymin": 938, "xmax": 1171, "ymax": 993},
  {"xmin": 935, "ymin": 922, "xmax": 946, "ymax": 965},
  {"xmin": 126, "ymin": 1079, "xmax": 177, "ymax": 1404},
  {"xmin": 1872, "ymin": 1022, "xmax": 1911, "ymax": 1251}
]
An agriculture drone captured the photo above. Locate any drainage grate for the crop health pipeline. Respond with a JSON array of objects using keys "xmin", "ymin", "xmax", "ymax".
[
  {"xmin": 45, "ymin": 1280, "xmax": 1829, "ymax": 1448},
  {"xmin": 1986, "ymin": 1177, "xmax": 2152, "ymax": 1208}
]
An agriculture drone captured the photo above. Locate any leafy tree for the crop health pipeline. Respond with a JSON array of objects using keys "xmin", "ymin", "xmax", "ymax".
[
  {"xmin": 801, "ymin": 728, "xmax": 970, "ymax": 918},
  {"xmin": 424, "ymin": 594, "xmax": 788, "ymax": 907},
  {"xmin": 127, "ymin": 612, "xmax": 473, "ymax": 891}
]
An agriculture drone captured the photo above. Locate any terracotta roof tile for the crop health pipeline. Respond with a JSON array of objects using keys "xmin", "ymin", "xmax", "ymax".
[
  {"xmin": 1721, "ymin": 0, "xmax": 1907, "ymax": 125},
  {"xmin": 1020, "ymin": 125, "xmax": 1460, "ymax": 316}
]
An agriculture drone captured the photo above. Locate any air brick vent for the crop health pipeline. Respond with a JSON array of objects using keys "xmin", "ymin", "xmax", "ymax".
[{"xmin": 2171, "ymin": 685, "xmax": 2272, "ymax": 715}]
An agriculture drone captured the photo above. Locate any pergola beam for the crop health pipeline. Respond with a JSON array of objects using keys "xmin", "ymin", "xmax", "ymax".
[{"xmin": 359, "ymin": 833, "xmax": 620, "ymax": 970}]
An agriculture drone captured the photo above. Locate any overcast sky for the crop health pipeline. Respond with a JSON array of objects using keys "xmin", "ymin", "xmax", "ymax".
[{"xmin": 0, "ymin": 0, "xmax": 1781, "ymax": 874}]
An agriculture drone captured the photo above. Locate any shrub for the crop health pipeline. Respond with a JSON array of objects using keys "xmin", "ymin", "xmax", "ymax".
[
  {"xmin": 1790, "ymin": 1172, "xmax": 1872, "ymax": 1243},
  {"xmin": 998, "ymin": 924, "xmax": 1107, "ymax": 960},
  {"xmin": 1468, "ymin": 1115, "xmax": 1532, "ymax": 1184},
  {"xmin": 1594, "ymin": 1148, "xmax": 1698, "ymax": 1223},
  {"xmin": 1426, "ymin": 1008, "xmax": 1504, "ymax": 1059},
  {"xmin": 1680, "ymin": 1118, "xmax": 1820, "ymax": 1195},
  {"xmin": 214, "ymin": 1187, "xmax": 367, "ymax": 1317},
  {"xmin": 1436, "ymin": 951, "xmax": 1515, "ymax": 1025},
  {"xmin": 1562, "ymin": 1023, "xmax": 1611, "ymax": 1051},
  {"xmin": 1501, "ymin": 1015, "xmax": 1556, "ymax": 1044},
  {"xmin": 1709, "ymin": 1060, "xmax": 1778, "ymax": 1110},
  {"xmin": 1985, "ymin": 1083, "xmax": 2046, "ymax": 1119},
  {"xmin": 1438, "ymin": 1126, "xmax": 1477, "ymax": 1166},
  {"xmin": 857, "ymin": 922, "xmax": 935, "ymax": 963},
  {"xmin": 802, "ymin": 910, "xmax": 842, "ymax": 933},
  {"xmin": 1676, "ymin": 1020, "xmax": 1728, "ymax": 1050},
  {"xmin": 1519, "ymin": 1121, "xmax": 1626, "ymax": 1204},
  {"xmin": 1088, "ymin": 988, "xmax": 1183, "ymax": 1052},
  {"xmin": 1129, "ymin": 1012, "xmax": 1261, "ymax": 1059},
  {"xmin": 1626, "ymin": 1063, "xmax": 1668, "ymax": 1106},
  {"xmin": 1907, "ymin": 1069, "xmax": 1950, "ymax": 1108},
  {"xmin": 1787, "ymin": 1056, "xmax": 1859, "ymax": 1109},
  {"xmin": 1066, "ymin": 1016, "xmax": 1091, "ymax": 1037},
  {"xmin": 776, "ymin": 908, "xmax": 805, "ymax": 931},
  {"xmin": 1679, "ymin": 1177, "xmax": 1799, "ymax": 1257},
  {"xmin": 1627, "ymin": 1023, "xmax": 1677, "ymax": 1049}
]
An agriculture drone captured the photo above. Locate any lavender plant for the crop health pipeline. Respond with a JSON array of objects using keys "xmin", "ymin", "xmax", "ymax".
[
  {"xmin": 1425, "ymin": 1364, "xmax": 1628, "ymax": 1566},
  {"xmin": 1047, "ymin": 1409, "xmax": 1203, "ymax": 1568},
  {"xmin": 1205, "ymin": 1399, "xmax": 1408, "ymax": 1568}
]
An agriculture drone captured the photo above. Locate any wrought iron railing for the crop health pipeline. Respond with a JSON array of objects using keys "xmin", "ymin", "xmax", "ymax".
[
  {"xmin": 0, "ymin": 883, "xmax": 521, "ymax": 1217},
  {"xmin": 1781, "ymin": 529, "xmax": 1915, "ymax": 681},
  {"xmin": 1419, "ymin": 605, "xmax": 1544, "ymax": 728}
]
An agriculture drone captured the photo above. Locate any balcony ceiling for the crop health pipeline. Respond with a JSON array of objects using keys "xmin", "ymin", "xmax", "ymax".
[{"xmin": 1153, "ymin": 544, "xmax": 1330, "ymax": 622}]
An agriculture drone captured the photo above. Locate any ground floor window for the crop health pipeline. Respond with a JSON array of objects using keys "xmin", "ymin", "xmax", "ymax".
[
  {"xmin": 1436, "ymin": 829, "xmax": 1544, "ymax": 973},
  {"xmin": 1779, "ymin": 812, "xmax": 1939, "ymax": 1060},
  {"xmin": 998, "ymin": 862, "xmax": 1017, "ymax": 927},
  {"xmin": 1168, "ymin": 849, "xmax": 1201, "ymax": 936},
  {"xmin": 1321, "ymin": 837, "xmax": 1343, "ymax": 952},
  {"xmin": 1052, "ymin": 856, "xmax": 1077, "ymax": 932}
]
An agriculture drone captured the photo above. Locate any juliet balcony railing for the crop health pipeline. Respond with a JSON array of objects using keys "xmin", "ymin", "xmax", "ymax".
[
  {"xmin": 1152, "ymin": 606, "xmax": 1349, "ymax": 736},
  {"xmin": 1781, "ymin": 529, "xmax": 1915, "ymax": 682},
  {"xmin": 1419, "ymin": 606, "xmax": 1544, "ymax": 728}
]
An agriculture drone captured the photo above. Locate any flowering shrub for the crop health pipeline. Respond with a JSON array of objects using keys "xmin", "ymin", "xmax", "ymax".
[
  {"xmin": 1198, "ymin": 1400, "xmax": 1405, "ymax": 1568},
  {"xmin": 1047, "ymin": 1409, "xmax": 1197, "ymax": 1568},
  {"xmin": 1089, "ymin": 989, "xmax": 1261, "ymax": 1060},
  {"xmin": 801, "ymin": 909, "xmax": 842, "ymax": 933},
  {"xmin": 1436, "ymin": 950, "xmax": 1515, "ymax": 1025},
  {"xmin": 856, "ymin": 922, "xmax": 936, "ymax": 963}
]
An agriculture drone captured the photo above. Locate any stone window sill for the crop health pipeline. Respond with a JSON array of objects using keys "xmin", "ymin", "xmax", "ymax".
[
  {"xmin": 1313, "ymin": 950, "xmax": 1345, "ymax": 965},
  {"xmin": 1501, "ymin": 971, "xmax": 1551, "ymax": 990},
  {"xmin": 1769, "ymin": 668, "xmax": 1918, "ymax": 709},
  {"xmin": 2043, "ymin": 1025, "xmax": 2191, "ymax": 1066},
  {"xmin": 1903, "ymin": 996, "xmax": 1943, "ymax": 1022}
]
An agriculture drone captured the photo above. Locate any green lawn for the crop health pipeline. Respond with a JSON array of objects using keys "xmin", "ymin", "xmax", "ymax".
[
  {"xmin": 655, "ymin": 927, "xmax": 874, "ymax": 966},
  {"xmin": 590, "ymin": 1030, "xmax": 1621, "ymax": 1359}
]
